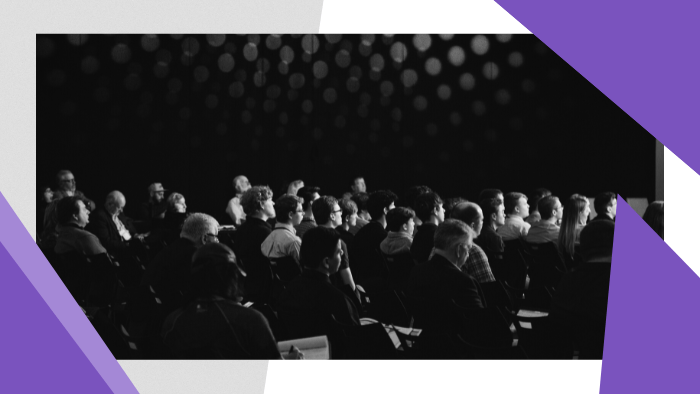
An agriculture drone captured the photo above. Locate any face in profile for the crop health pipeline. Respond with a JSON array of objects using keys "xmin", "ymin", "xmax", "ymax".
[
  {"xmin": 352, "ymin": 178, "xmax": 366, "ymax": 193},
  {"xmin": 153, "ymin": 190, "xmax": 165, "ymax": 203},
  {"xmin": 326, "ymin": 240, "xmax": 343, "ymax": 274},
  {"xmin": 43, "ymin": 188, "xmax": 54, "ymax": 203},
  {"xmin": 262, "ymin": 197, "xmax": 276, "ymax": 219},
  {"xmin": 405, "ymin": 217, "xmax": 415, "ymax": 236},
  {"xmin": 495, "ymin": 204, "xmax": 506, "ymax": 227},
  {"xmin": 472, "ymin": 210, "xmax": 484, "ymax": 236},
  {"xmin": 235, "ymin": 177, "xmax": 251, "ymax": 194},
  {"xmin": 291, "ymin": 203, "xmax": 304, "ymax": 226},
  {"xmin": 75, "ymin": 200, "xmax": 90, "ymax": 227},
  {"xmin": 59, "ymin": 173, "xmax": 76, "ymax": 193},
  {"xmin": 516, "ymin": 197, "xmax": 530, "ymax": 218},
  {"xmin": 436, "ymin": 203, "xmax": 445, "ymax": 223},
  {"xmin": 579, "ymin": 200, "xmax": 591, "ymax": 224},
  {"xmin": 174, "ymin": 198, "xmax": 187, "ymax": 213}
]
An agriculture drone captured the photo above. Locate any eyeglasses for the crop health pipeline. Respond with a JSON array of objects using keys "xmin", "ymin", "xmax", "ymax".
[
  {"xmin": 332, "ymin": 209, "xmax": 343, "ymax": 215},
  {"xmin": 60, "ymin": 179, "xmax": 76, "ymax": 184},
  {"xmin": 205, "ymin": 233, "xmax": 219, "ymax": 242}
]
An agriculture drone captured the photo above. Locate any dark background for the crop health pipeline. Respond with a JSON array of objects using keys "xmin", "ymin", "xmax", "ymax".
[{"xmin": 37, "ymin": 34, "xmax": 655, "ymax": 224}]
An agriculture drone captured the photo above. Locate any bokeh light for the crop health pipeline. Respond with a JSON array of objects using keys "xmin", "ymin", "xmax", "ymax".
[
  {"xmin": 413, "ymin": 95, "xmax": 428, "ymax": 111},
  {"xmin": 347, "ymin": 77, "xmax": 360, "ymax": 93},
  {"xmin": 439, "ymin": 34, "xmax": 455, "ymax": 41},
  {"xmin": 390, "ymin": 42, "xmax": 408, "ymax": 63},
  {"xmin": 473, "ymin": 100, "xmax": 487, "ymax": 116},
  {"xmin": 459, "ymin": 73, "xmax": 476, "ymax": 90},
  {"xmin": 229, "ymin": 82, "xmax": 244, "ymax": 98},
  {"xmin": 425, "ymin": 58, "xmax": 442, "ymax": 76},
  {"xmin": 207, "ymin": 34, "xmax": 226, "ymax": 47},
  {"xmin": 447, "ymin": 46, "xmax": 466, "ymax": 66},
  {"xmin": 335, "ymin": 50, "xmax": 351, "ymax": 68},
  {"xmin": 450, "ymin": 112, "xmax": 462, "ymax": 126},
  {"xmin": 265, "ymin": 35, "xmax": 282, "ymax": 50},
  {"xmin": 267, "ymin": 85, "xmax": 281, "ymax": 99},
  {"xmin": 153, "ymin": 62, "xmax": 169, "ymax": 78},
  {"xmin": 495, "ymin": 34, "xmax": 512, "ymax": 43},
  {"xmin": 437, "ymin": 85, "xmax": 451, "ymax": 100},
  {"xmin": 141, "ymin": 35, "xmax": 160, "ymax": 52},
  {"xmin": 313, "ymin": 60, "xmax": 329, "ymax": 79},
  {"xmin": 508, "ymin": 51, "xmax": 524, "ymax": 67},
  {"xmin": 471, "ymin": 35, "xmax": 489, "ymax": 55},
  {"xmin": 483, "ymin": 61, "xmax": 499, "ymax": 80},
  {"xmin": 218, "ymin": 53, "xmax": 235, "ymax": 72},
  {"xmin": 280, "ymin": 45, "xmax": 295, "ymax": 63},
  {"xmin": 413, "ymin": 34, "xmax": 432, "ymax": 52},
  {"xmin": 111, "ymin": 44, "xmax": 131, "ymax": 64},
  {"xmin": 401, "ymin": 69, "xmax": 418, "ymax": 88},
  {"xmin": 67, "ymin": 34, "xmax": 89, "ymax": 46},
  {"xmin": 323, "ymin": 88, "xmax": 337, "ymax": 104},
  {"xmin": 243, "ymin": 43, "xmax": 258, "ymax": 61},
  {"xmin": 370, "ymin": 54, "xmax": 385, "ymax": 72},
  {"xmin": 301, "ymin": 34, "xmax": 320, "ymax": 54},
  {"xmin": 81, "ymin": 56, "xmax": 100, "ymax": 74},
  {"xmin": 194, "ymin": 66, "xmax": 209, "ymax": 83},
  {"xmin": 495, "ymin": 89, "xmax": 511, "ymax": 105},
  {"xmin": 380, "ymin": 81, "xmax": 394, "ymax": 97},
  {"xmin": 289, "ymin": 73, "xmax": 305, "ymax": 89},
  {"xmin": 182, "ymin": 37, "xmax": 200, "ymax": 57},
  {"xmin": 325, "ymin": 34, "xmax": 342, "ymax": 44},
  {"xmin": 253, "ymin": 71, "xmax": 266, "ymax": 87}
]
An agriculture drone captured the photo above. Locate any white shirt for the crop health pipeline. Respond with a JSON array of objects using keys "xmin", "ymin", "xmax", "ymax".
[{"xmin": 497, "ymin": 216, "xmax": 531, "ymax": 241}]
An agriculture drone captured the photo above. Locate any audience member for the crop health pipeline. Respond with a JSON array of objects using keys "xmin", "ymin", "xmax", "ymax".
[
  {"xmin": 54, "ymin": 196, "xmax": 107, "ymax": 256},
  {"xmin": 451, "ymin": 202, "xmax": 496, "ymax": 283},
  {"xmin": 336, "ymin": 198, "xmax": 358, "ymax": 249},
  {"xmin": 349, "ymin": 191, "xmax": 371, "ymax": 235},
  {"xmin": 37, "ymin": 184, "xmax": 53, "ymax": 240},
  {"xmin": 592, "ymin": 192, "xmax": 616, "ymax": 222},
  {"xmin": 410, "ymin": 191, "xmax": 445, "ymax": 263},
  {"xmin": 225, "ymin": 175, "xmax": 251, "ymax": 226},
  {"xmin": 525, "ymin": 188, "xmax": 552, "ymax": 225},
  {"xmin": 313, "ymin": 196, "xmax": 357, "ymax": 291},
  {"xmin": 139, "ymin": 182, "xmax": 168, "ymax": 229},
  {"xmin": 476, "ymin": 198, "xmax": 505, "ymax": 254},
  {"xmin": 380, "ymin": 207, "xmax": 415, "ymax": 256},
  {"xmin": 643, "ymin": 201, "xmax": 664, "ymax": 239},
  {"xmin": 403, "ymin": 185, "xmax": 432, "ymax": 230},
  {"xmin": 260, "ymin": 194, "xmax": 304, "ymax": 275},
  {"xmin": 53, "ymin": 169, "xmax": 96, "ymax": 210},
  {"xmin": 497, "ymin": 192, "xmax": 531, "ymax": 241},
  {"xmin": 443, "ymin": 197, "xmax": 468, "ymax": 219},
  {"xmin": 351, "ymin": 176, "xmax": 367, "ymax": 194},
  {"xmin": 158, "ymin": 192, "xmax": 188, "ymax": 244},
  {"xmin": 295, "ymin": 186, "xmax": 320, "ymax": 239},
  {"xmin": 525, "ymin": 195, "xmax": 563, "ymax": 244},
  {"xmin": 353, "ymin": 190, "xmax": 397, "ymax": 281},
  {"xmin": 286, "ymin": 179, "xmax": 304, "ymax": 196},
  {"xmin": 478, "ymin": 188, "xmax": 503, "ymax": 203},
  {"xmin": 549, "ymin": 220, "xmax": 614, "ymax": 359},
  {"xmin": 405, "ymin": 219, "xmax": 485, "ymax": 308},
  {"xmin": 86, "ymin": 191, "xmax": 146, "ymax": 257},
  {"xmin": 557, "ymin": 194, "xmax": 591, "ymax": 261}
]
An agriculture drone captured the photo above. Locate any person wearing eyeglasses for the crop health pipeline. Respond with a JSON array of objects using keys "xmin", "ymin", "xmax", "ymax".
[
  {"xmin": 85, "ymin": 191, "xmax": 147, "ymax": 258},
  {"xmin": 313, "ymin": 196, "xmax": 358, "ymax": 293},
  {"xmin": 53, "ymin": 169, "xmax": 96, "ymax": 210},
  {"xmin": 260, "ymin": 194, "xmax": 304, "ymax": 274},
  {"xmin": 525, "ymin": 196, "xmax": 563, "ymax": 245},
  {"xmin": 225, "ymin": 175, "xmax": 251, "ymax": 227}
]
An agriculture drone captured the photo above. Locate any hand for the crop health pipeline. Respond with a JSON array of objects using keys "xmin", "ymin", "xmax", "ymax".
[{"xmin": 283, "ymin": 346, "xmax": 304, "ymax": 360}]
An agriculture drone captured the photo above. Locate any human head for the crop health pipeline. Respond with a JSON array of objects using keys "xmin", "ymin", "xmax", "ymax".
[
  {"xmin": 414, "ymin": 192, "xmax": 444, "ymax": 223},
  {"xmin": 504, "ymin": 192, "xmax": 529, "ymax": 219},
  {"xmin": 297, "ymin": 186, "xmax": 321, "ymax": 212},
  {"xmin": 351, "ymin": 192, "xmax": 371, "ymax": 220},
  {"xmin": 300, "ymin": 226, "xmax": 343, "ymax": 275},
  {"xmin": 338, "ymin": 198, "xmax": 358, "ymax": 227},
  {"xmin": 528, "ymin": 188, "xmax": 552, "ymax": 213},
  {"xmin": 180, "ymin": 212, "xmax": 220, "ymax": 247},
  {"xmin": 643, "ymin": 201, "xmax": 664, "ymax": 239},
  {"xmin": 148, "ymin": 183, "xmax": 167, "ymax": 203},
  {"xmin": 478, "ymin": 188, "xmax": 503, "ymax": 203},
  {"xmin": 479, "ymin": 198, "xmax": 506, "ymax": 228},
  {"xmin": 433, "ymin": 219, "xmax": 475, "ymax": 268},
  {"xmin": 233, "ymin": 175, "xmax": 251, "ymax": 195},
  {"xmin": 39, "ymin": 185, "xmax": 53, "ymax": 203},
  {"xmin": 558, "ymin": 194, "xmax": 591, "ymax": 256},
  {"xmin": 105, "ymin": 191, "xmax": 126, "ymax": 217},
  {"xmin": 190, "ymin": 243, "xmax": 246, "ymax": 300},
  {"xmin": 404, "ymin": 185, "xmax": 433, "ymax": 210},
  {"xmin": 286, "ymin": 179, "xmax": 305, "ymax": 196},
  {"xmin": 56, "ymin": 170, "xmax": 76, "ymax": 193},
  {"xmin": 240, "ymin": 185, "xmax": 275, "ymax": 219},
  {"xmin": 386, "ymin": 207, "xmax": 416, "ymax": 234},
  {"xmin": 443, "ymin": 197, "xmax": 468, "ymax": 219},
  {"xmin": 351, "ymin": 176, "xmax": 367, "ymax": 193},
  {"xmin": 579, "ymin": 220, "xmax": 615, "ymax": 262},
  {"xmin": 167, "ymin": 192, "xmax": 187, "ymax": 213},
  {"xmin": 367, "ymin": 190, "xmax": 398, "ymax": 221},
  {"xmin": 594, "ymin": 192, "xmax": 617, "ymax": 219},
  {"xmin": 275, "ymin": 194, "xmax": 304, "ymax": 225},
  {"xmin": 451, "ymin": 202, "xmax": 484, "ymax": 236},
  {"xmin": 56, "ymin": 196, "xmax": 90, "ymax": 227},
  {"xmin": 538, "ymin": 195, "xmax": 563, "ymax": 221},
  {"xmin": 312, "ymin": 196, "xmax": 342, "ymax": 228}
]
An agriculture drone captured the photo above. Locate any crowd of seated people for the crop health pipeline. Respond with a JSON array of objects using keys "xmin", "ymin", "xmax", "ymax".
[{"xmin": 37, "ymin": 169, "xmax": 663, "ymax": 360}]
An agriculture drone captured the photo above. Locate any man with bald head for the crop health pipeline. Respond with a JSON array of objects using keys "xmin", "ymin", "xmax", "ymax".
[
  {"xmin": 450, "ymin": 202, "xmax": 496, "ymax": 284},
  {"xmin": 86, "ymin": 190, "xmax": 146, "ymax": 256},
  {"xmin": 226, "ymin": 175, "xmax": 251, "ymax": 226}
]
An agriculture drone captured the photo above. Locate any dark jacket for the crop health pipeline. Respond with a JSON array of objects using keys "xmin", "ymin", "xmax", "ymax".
[
  {"xmin": 410, "ymin": 223, "xmax": 438, "ymax": 264},
  {"xmin": 85, "ymin": 207, "xmax": 138, "ymax": 255},
  {"xmin": 405, "ymin": 254, "xmax": 485, "ymax": 309},
  {"xmin": 351, "ymin": 221, "xmax": 388, "ymax": 282}
]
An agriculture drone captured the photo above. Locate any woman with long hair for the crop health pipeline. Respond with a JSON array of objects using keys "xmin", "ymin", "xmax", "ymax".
[{"xmin": 558, "ymin": 194, "xmax": 591, "ymax": 262}]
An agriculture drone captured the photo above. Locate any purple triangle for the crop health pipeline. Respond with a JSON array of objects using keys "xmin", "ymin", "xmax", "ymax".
[
  {"xmin": 0, "ymin": 239, "xmax": 112, "ymax": 392},
  {"xmin": 601, "ymin": 196, "xmax": 699, "ymax": 393},
  {"xmin": 494, "ymin": 0, "xmax": 700, "ymax": 177}
]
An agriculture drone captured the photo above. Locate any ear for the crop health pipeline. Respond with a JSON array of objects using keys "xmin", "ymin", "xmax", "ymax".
[{"xmin": 384, "ymin": 206, "xmax": 390, "ymax": 215}]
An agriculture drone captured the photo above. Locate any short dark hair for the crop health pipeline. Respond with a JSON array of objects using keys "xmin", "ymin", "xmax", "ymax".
[
  {"xmin": 643, "ymin": 201, "xmax": 664, "ymax": 239},
  {"xmin": 478, "ymin": 188, "xmax": 502, "ymax": 202},
  {"xmin": 240, "ymin": 185, "xmax": 273, "ymax": 215},
  {"xmin": 504, "ymin": 192, "xmax": 527, "ymax": 215},
  {"xmin": 300, "ymin": 227, "xmax": 341, "ymax": 270},
  {"xmin": 444, "ymin": 197, "xmax": 468, "ymax": 219},
  {"xmin": 350, "ymin": 192, "xmax": 370, "ymax": 212},
  {"xmin": 450, "ymin": 202, "xmax": 481, "ymax": 226},
  {"xmin": 312, "ymin": 195, "xmax": 338, "ymax": 224},
  {"xmin": 594, "ymin": 192, "xmax": 616, "ymax": 216},
  {"xmin": 479, "ymin": 198, "xmax": 503, "ymax": 225},
  {"xmin": 386, "ymin": 207, "xmax": 416, "ymax": 232},
  {"xmin": 529, "ymin": 188, "xmax": 552, "ymax": 212},
  {"xmin": 338, "ymin": 198, "xmax": 358, "ymax": 223},
  {"xmin": 434, "ymin": 219, "xmax": 474, "ymax": 250},
  {"xmin": 275, "ymin": 194, "xmax": 303, "ymax": 223},
  {"xmin": 367, "ymin": 190, "xmax": 398, "ymax": 220},
  {"xmin": 298, "ymin": 186, "xmax": 321, "ymax": 211},
  {"xmin": 404, "ymin": 185, "xmax": 433, "ymax": 209},
  {"xmin": 56, "ymin": 196, "xmax": 84, "ymax": 225},
  {"xmin": 190, "ymin": 243, "xmax": 244, "ymax": 299},
  {"xmin": 538, "ymin": 196, "xmax": 560, "ymax": 220},
  {"xmin": 414, "ymin": 192, "xmax": 443, "ymax": 222}
]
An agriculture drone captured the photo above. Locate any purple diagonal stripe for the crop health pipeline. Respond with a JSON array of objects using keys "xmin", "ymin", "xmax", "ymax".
[
  {"xmin": 495, "ymin": 0, "xmax": 700, "ymax": 176},
  {"xmin": 0, "ymin": 192, "xmax": 138, "ymax": 393},
  {"xmin": 602, "ymin": 196, "xmax": 700, "ymax": 393}
]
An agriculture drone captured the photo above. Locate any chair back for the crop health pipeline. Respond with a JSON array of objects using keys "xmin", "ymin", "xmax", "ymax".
[
  {"xmin": 269, "ymin": 255, "xmax": 302, "ymax": 283},
  {"xmin": 382, "ymin": 251, "xmax": 416, "ymax": 290}
]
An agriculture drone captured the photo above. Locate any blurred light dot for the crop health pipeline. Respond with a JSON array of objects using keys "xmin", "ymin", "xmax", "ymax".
[
  {"xmin": 301, "ymin": 34, "xmax": 320, "ymax": 54},
  {"xmin": 347, "ymin": 77, "xmax": 360, "ymax": 93},
  {"xmin": 437, "ymin": 85, "xmax": 451, "ymax": 100},
  {"xmin": 81, "ymin": 56, "xmax": 100, "ymax": 74},
  {"xmin": 264, "ymin": 100, "xmax": 276, "ymax": 113},
  {"xmin": 335, "ymin": 49, "xmax": 351, "ymax": 68},
  {"xmin": 471, "ymin": 35, "xmax": 489, "ymax": 55},
  {"xmin": 413, "ymin": 34, "xmax": 432, "ymax": 52},
  {"xmin": 289, "ymin": 73, "xmax": 305, "ymax": 89},
  {"xmin": 357, "ymin": 105, "xmax": 368, "ymax": 118},
  {"xmin": 413, "ymin": 95, "xmax": 428, "ymax": 111},
  {"xmin": 248, "ymin": 34, "xmax": 261, "ymax": 45},
  {"xmin": 278, "ymin": 62, "xmax": 289, "ymax": 75},
  {"xmin": 380, "ymin": 81, "xmax": 394, "ymax": 97},
  {"xmin": 168, "ymin": 78, "xmax": 182, "ymax": 93},
  {"xmin": 207, "ymin": 34, "xmax": 226, "ymax": 47},
  {"xmin": 323, "ymin": 88, "xmax": 337, "ymax": 104},
  {"xmin": 111, "ymin": 44, "xmax": 131, "ymax": 64},
  {"xmin": 280, "ymin": 45, "xmax": 295, "ymax": 63},
  {"xmin": 247, "ymin": 98, "xmax": 256, "ymax": 109},
  {"xmin": 244, "ymin": 43, "xmax": 259, "ymax": 61},
  {"xmin": 67, "ymin": 34, "xmax": 89, "ymax": 46},
  {"xmin": 218, "ymin": 53, "xmax": 235, "ymax": 72},
  {"xmin": 288, "ymin": 90, "xmax": 299, "ymax": 101},
  {"xmin": 380, "ymin": 97, "xmax": 391, "ymax": 106},
  {"xmin": 156, "ymin": 49, "xmax": 172, "ymax": 64},
  {"xmin": 141, "ymin": 35, "xmax": 160, "ymax": 52},
  {"xmin": 229, "ymin": 82, "xmax": 244, "ymax": 98},
  {"xmin": 391, "ymin": 108, "xmax": 402, "ymax": 122},
  {"xmin": 425, "ymin": 57, "xmax": 442, "ymax": 76},
  {"xmin": 182, "ymin": 37, "xmax": 200, "ymax": 57},
  {"xmin": 522, "ymin": 79, "xmax": 536, "ymax": 93},
  {"xmin": 267, "ymin": 85, "xmax": 281, "ymax": 99},
  {"xmin": 447, "ymin": 46, "xmax": 466, "ymax": 66},
  {"xmin": 253, "ymin": 71, "xmax": 266, "ymax": 87},
  {"xmin": 508, "ymin": 51, "xmax": 524, "ymax": 67},
  {"xmin": 302, "ymin": 100, "xmax": 313, "ymax": 114},
  {"xmin": 265, "ymin": 34, "xmax": 282, "ymax": 50},
  {"xmin": 369, "ymin": 54, "xmax": 385, "ymax": 72},
  {"xmin": 325, "ymin": 34, "xmax": 342, "ymax": 44},
  {"xmin": 473, "ymin": 100, "xmax": 487, "ymax": 116},
  {"xmin": 390, "ymin": 42, "xmax": 408, "ymax": 63},
  {"xmin": 302, "ymin": 52, "xmax": 312, "ymax": 63},
  {"xmin": 206, "ymin": 94, "xmax": 219, "ymax": 109},
  {"xmin": 313, "ymin": 60, "xmax": 329, "ymax": 79},
  {"xmin": 495, "ymin": 34, "xmax": 512, "ymax": 43},
  {"xmin": 256, "ymin": 58, "xmax": 271, "ymax": 73},
  {"xmin": 194, "ymin": 66, "xmax": 209, "ymax": 83},
  {"xmin": 360, "ymin": 93, "xmax": 371, "ymax": 106},
  {"xmin": 439, "ymin": 34, "xmax": 454, "ymax": 41},
  {"xmin": 170, "ymin": 34, "xmax": 183, "ymax": 40},
  {"xmin": 350, "ymin": 65, "xmax": 363, "ymax": 79},
  {"xmin": 426, "ymin": 123, "xmax": 438, "ymax": 137},
  {"xmin": 124, "ymin": 74, "xmax": 141, "ymax": 90},
  {"xmin": 47, "ymin": 69, "xmax": 66, "ymax": 87},
  {"xmin": 242, "ymin": 110, "xmax": 252, "ymax": 124},
  {"xmin": 335, "ymin": 115, "xmax": 346, "ymax": 129},
  {"xmin": 483, "ymin": 61, "xmax": 499, "ymax": 80},
  {"xmin": 401, "ymin": 69, "xmax": 418, "ymax": 88},
  {"xmin": 359, "ymin": 43, "xmax": 372, "ymax": 57},
  {"xmin": 459, "ymin": 73, "xmax": 476, "ymax": 90},
  {"xmin": 450, "ymin": 112, "xmax": 462, "ymax": 126},
  {"xmin": 154, "ymin": 62, "xmax": 169, "ymax": 78},
  {"xmin": 37, "ymin": 37, "xmax": 56, "ymax": 58},
  {"xmin": 495, "ymin": 89, "xmax": 511, "ymax": 105},
  {"xmin": 360, "ymin": 34, "xmax": 376, "ymax": 45},
  {"xmin": 370, "ymin": 70, "xmax": 381, "ymax": 82}
]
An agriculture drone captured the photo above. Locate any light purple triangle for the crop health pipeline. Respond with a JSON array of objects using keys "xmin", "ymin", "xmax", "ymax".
[
  {"xmin": 0, "ymin": 192, "xmax": 138, "ymax": 393},
  {"xmin": 494, "ymin": 0, "xmax": 700, "ymax": 177},
  {"xmin": 601, "ymin": 196, "xmax": 699, "ymax": 393}
]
